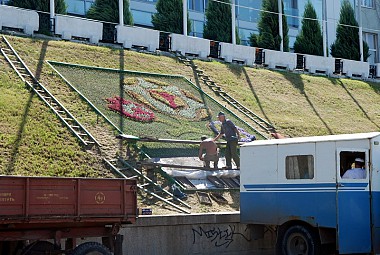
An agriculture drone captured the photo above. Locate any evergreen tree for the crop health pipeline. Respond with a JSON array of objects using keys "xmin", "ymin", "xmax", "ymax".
[
  {"xmin": 293, "ymin": 1, "xmax": 323, "ymax": 56},
  {"xmin": 330, "ymin": 0, "xmax": 369, "ymax": 61},
  {"xmin": 152, "ymin": 0, "xmax": 191, "ymax": 35},
  {"xmin": 8, "ymin": 0, "xmax": 66, "ymax": 14},
  {"xmin": 203, "ymin": 0, "xmax": 232, "ymax": 43},
  {"xmin": 249, "ymin": 0, "xmax": 289, "ymax": 52},
  {"xmin": 86, "ymin": 0, "xmax": 133, "ymax": 25}
]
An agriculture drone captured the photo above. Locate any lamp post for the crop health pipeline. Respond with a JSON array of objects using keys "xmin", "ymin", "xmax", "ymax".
[{"xmin": 278, "ymin": 0, "xmax": 283, "ymax": 52}]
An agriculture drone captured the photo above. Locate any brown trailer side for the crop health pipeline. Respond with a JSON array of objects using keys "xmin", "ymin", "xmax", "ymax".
[{"xmin": 0, "ymin": 176, "xmax": 137, "ymax": 255}]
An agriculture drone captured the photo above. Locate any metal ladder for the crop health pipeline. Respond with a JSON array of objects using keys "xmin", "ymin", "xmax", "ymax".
[
  {"xmin": 175, "ymin": 52, "xmax": 276, "ymax": 138},
  {"xmin": 0, "ymin": 35, "xmax": 100, "ymax": 148},
  {"xmin": 104, "ymin": 158, "xmax": 191, "ymax": 214}
]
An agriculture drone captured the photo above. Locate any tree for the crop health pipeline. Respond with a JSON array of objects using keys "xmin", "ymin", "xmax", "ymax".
[
  {"xmin": 7, "ymin": 0, "xmax": 66, "ymax": 14},
  {"xmin": 293, "ymin": 1, "xmax": 323, "ymax": 56},
  {"xmin": 86, "ymin": 0, "xmax": 133, "ymax": 25},
  {"xmin": 249, "ymin": 0, "xmax": 289, "ymax": 52},
  {"xmin": 152, "ymin": 0, "xmax": 191, "ymax": 35},
  {"xmin": 203, "ymin": 0, "xmax": 232, "ymax": 43},
  {"xmin": 330, "ymin": 0, "xmax": 369, "ymax": 61}
]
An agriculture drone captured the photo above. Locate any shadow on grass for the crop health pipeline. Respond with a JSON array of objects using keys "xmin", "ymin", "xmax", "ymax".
[
  {"xmin": 281, "ymin": 71, "xmax": 333, "ymax": 134},
  {"xmin": 191, "ymin": 62, "xmax": 213, "ymax": 122},
  {"xmin": 241, "ymin": 67, "xmax": 273, "ymax": 125},
  {"xmin": 35, "ymin": 39, "xmax": 49, "ymax": 80},
  {"xmin": 6, "ymin": 93, "xmax": 34, "ymax": 174},
  {"xmin": 332, "ymin": 79, "xmax": 380, "ymax": 129}
]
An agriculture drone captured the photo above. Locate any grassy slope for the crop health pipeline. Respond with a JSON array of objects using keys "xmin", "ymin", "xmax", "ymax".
[
  {"xmin": 2, "ymin": 35, "xmax": 380, "ymax": 214},
  {"xmin": 194, "ymin": 60, "xmax": 380, "ymax": 137}
]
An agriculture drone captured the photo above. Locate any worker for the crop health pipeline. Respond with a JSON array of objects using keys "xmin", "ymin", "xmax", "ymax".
[{"xmin": 199, "ymin": 135, "xmax": 219, "ymax": 169}]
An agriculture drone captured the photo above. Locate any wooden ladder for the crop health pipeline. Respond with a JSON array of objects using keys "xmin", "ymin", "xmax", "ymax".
[
  {"xmin": 175, "ymin": 52, "xmax": 276, "ymax": 139},
  {"xmin": 104, "ymin": 158, "xmax": 191, "ymax": 214},
  {"xmin": 0, "ymin": 35, "xmax": 100, "ymax": 149}
]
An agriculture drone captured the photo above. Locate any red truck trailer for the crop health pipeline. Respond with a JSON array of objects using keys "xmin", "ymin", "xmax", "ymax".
[{"xmin": 0, "ymin": 176, "xmax": 137, "ymax": 255}]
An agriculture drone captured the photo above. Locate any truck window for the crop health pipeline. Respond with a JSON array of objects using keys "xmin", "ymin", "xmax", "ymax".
[
  {"xmin": 339, "ymin": 151, "xmax": 366, "ymax": 178},
  {"xmin": 286, "ymin": 155, "xmax": 314, "ymax": 179}
]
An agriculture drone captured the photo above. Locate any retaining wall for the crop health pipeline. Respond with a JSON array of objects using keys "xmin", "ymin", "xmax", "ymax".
[
  {"xmin": 119, "ymin": 212, "xmax": 275, "ymax": 255},
  {"xmin": 0, "ymin": 5, "xmax": 39, "ymax": 35},
  {"xmin": 55, "ymin": 15, "xmax": 103, "ymax": 44}
]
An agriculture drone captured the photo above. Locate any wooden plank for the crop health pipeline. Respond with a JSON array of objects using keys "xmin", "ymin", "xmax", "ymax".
[
  {"xmin": 207, "ymin": 176, "xmax": 228, "ymax": 189},
  {"xmin": 210, "ymin": 192, "xmax": 228, "ymax": 205},
  {"xmin": 196, "ymin": 192, "xmax": 212, "ymax": 205},
  {"xmin": 174, "ymin": 176, "xmax": 196, "ymax": 189}
]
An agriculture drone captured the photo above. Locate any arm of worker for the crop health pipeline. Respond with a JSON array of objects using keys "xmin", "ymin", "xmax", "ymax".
[
  {"xmin": 214, "ymin": 133, "xmax": 223, "ymax": 141},
  {"xmin": 198, "ymin": 143, "xmax": 204, "ymax": 160},
  {"xmin": 234, "ymin": 127, "xmax": 240, "ymax": 141}
]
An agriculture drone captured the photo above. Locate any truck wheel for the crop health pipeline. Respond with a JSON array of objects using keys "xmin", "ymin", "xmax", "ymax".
[
  {"xmin": 21, "ymin": 241, "xmax": 55, "ymax": 255},
  {"xmin": 71, "ymin": 242, "xmax": 112, "ymax": 255},
  {"xmin": 277, "ymin": 225, "xmax": 321, "ymax": 255}
]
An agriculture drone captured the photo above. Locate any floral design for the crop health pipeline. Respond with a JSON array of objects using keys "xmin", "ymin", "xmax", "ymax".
[
  {"xmin": 209, "ymin": 121, "xmax": 256, "ymax": 142},
  {"xmin": 124, "ymin": 78, "xmax": 208, "ymax": 120},
  {"xmin": 149, "ymin": 89, "xmax": 186, "ymax": 109},
  {"xmin": 106, "ymin": 96, "xmax": 155, "ymax": 122}
]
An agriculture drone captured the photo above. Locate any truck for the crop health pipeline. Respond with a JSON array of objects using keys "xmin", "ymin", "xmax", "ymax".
[
  {"xmin": 0, "ymin": 176, "xmax": 137, "ymax": 255},
  {"xmin": 240, "ymin": 132, "xmax": 380, "ymax": 255}
]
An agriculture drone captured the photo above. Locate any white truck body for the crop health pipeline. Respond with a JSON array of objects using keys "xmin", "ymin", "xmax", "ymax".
[{"xmin": 240, "ymin": 132, "xmax": 380, "ymax": 254}]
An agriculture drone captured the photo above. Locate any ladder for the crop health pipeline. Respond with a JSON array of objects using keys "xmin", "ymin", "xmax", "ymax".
[
  {"xmin": 175, "ymin": 52, "xmax": 275, "ymax": 138},
  {"xmin": 104, "ymin": 158, "xmax": 191, "ymax": 214},
  {"xmin": 0, "ymin": 35, "xmax": 100, "ymax": 148}
]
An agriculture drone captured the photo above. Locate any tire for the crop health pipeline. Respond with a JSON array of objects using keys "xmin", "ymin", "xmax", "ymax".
[
  {"xmin": 21, "ymin": 241, "xmax": 55, "ymax": 255},
  {"xmin": 71, "ymin": 242, "xmax": 112, "ymax": 255},
  {"xmin": 276, "ymin": 225, "xmax": 321, "ymax": 255}
]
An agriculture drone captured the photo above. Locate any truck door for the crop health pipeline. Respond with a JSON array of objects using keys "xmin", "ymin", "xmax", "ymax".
[{"xmin": 336, "ymin": 149, "xmax": 371, "ymax": 254}]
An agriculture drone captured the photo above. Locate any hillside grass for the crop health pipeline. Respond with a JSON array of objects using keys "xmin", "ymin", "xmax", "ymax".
[
  {"xmin": 2, "ymin": 34, "xmax": 380, "ymax": 175},
  {"xmin": 193, "ymin": 60, "xmax": 380, "ymax": 137}
]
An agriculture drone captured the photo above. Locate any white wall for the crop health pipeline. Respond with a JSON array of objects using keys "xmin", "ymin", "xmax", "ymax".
[
  {"xmin": 116, "ymin": 25, "xmax": 159, "ymax": 51},
  {"xmin": 0, "ymin": 5, "xmax": 39, "ymax": 35},
  {"xmin": 171, "ymin": 34, "xmax": 210, "ymax": 58},
  {"xmin": 220, "ymin": 43, "xmax": 255, "ymax": 66},
  {"xmin": 304, "ymin": 54, "xmax": 335, "ymax": 75},
  {"xmin": 264, "ymin": 49, "xmax": 296, "ymax": 70},
  {"xmin": 55, "ymin": 15, "xmax": 103, "ymax": 44},
  {"xmin": 342, "ymin": 59, "xmax": 370, "ymax": 78}
]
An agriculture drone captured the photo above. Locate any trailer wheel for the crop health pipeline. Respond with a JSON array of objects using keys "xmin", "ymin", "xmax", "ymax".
[
  {"xmin": 21, "ymin": 241, "xmax": 55, "ymax": 255},
  {"xmin": 71, "ymin": 242, "xmax": 112, "ymax": 255},
  {"xmin": 277, "ymin": 225, "xmax": 321, "ymax": 255}
]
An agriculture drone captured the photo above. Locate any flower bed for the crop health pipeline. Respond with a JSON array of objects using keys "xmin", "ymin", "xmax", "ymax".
[{"xmin": 106, "ymin": 96, "xmax": 155, "ymax": 122}]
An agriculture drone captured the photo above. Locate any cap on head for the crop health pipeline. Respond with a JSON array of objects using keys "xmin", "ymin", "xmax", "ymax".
[
  {"xmin": 201, "ymin": 135, "xmax": 208, "ymax": 141},
  {"xmin": 217, "ymin": 111, "xmax": 225, "ymax": 117},
  {"xmin": 355, "ymin": 158, "xmax": 364, "ymax": 163}
]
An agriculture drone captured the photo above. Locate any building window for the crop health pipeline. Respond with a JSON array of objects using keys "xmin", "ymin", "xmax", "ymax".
[
  {"xmin": 66, "ymin": 0, "xmax": 95, "ymax": 16},
  {"xmin": 363, "ymin": 32, "xmax": 378, "ymax": 64},
  {"xmin": 131, "ymin": 9, "xmax": 154, "ymax": 27},
  {"xmin": 236, "ymin": 0, "xmax": 261, "ymax": 23},
  {"xmin": 189, "ymin": 0, "xmax": 208, "ymax": 12},
  {"xmin": 286, "ymin": 155, "xmax": 314, "ymax": 179},
  {"xmin": 190, "ymin": 20, "xmax": 204, "ymax": 38},
  {"xmin": 238, "ymin": 28, "xmax": 256, "ymax": 46},
  {"xmin": 362, "ymin": 0, "xmax": 373, "ymax": 8}
]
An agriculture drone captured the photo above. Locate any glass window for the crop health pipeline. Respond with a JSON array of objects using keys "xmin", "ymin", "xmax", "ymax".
[
  {"xmin": 363, "ymin": 32, "xmax": 377, "ymax": 64},
  {"xmin": 66, "ymin": 0, "xmax": 95, "ymax": 16},
  {"xmin": 286, "ymin": 155, "xmax": 314, "ymax": 179},
  {"xmin": 131, "ymin": 9, "xmax": 154, "ymax": 27},
  {"xmin": 189, "ymin": 0, "xmax": 204, "ymax": 12},
  {"xmin": 362, "ymin": 0, "xmax": 373, "ymax": 8},
  {"xmin": 236, "ymin": 0, "xmax": 261, "ymax": 22},
  {"xmin": 238, "ymin": 28, "xmax": 256, "ymax": 46},
  {"xmin": 190, "ymin": 20, "xmax": 204, "ymax": 38}
]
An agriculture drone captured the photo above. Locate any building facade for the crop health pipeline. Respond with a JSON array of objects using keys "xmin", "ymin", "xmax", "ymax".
[{"xmin": 3, "ymin": 0, "xmax": 377, "ymax": 62}]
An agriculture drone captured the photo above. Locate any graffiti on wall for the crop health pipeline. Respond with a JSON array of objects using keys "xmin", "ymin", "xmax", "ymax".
[{"xmin": 192, "ymin": 225, "xmax": 251, "ymax": 248}]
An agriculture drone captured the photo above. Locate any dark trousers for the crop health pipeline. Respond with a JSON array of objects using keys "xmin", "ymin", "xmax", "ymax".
[{"xmin": 225, "ymin": 140, "xmax": 240, "ymax": 168}]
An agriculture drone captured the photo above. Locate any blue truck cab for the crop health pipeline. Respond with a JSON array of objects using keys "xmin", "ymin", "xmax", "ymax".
[{"xmin": 240, "ymin": 132, "xmax": 380, "ymax": 254}]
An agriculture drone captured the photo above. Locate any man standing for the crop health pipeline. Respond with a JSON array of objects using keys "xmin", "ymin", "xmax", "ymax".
[
  {"xmin": 214, "ymin": 112, "xmax": 240, "ymax": 169},
  {"xmin": 199, "ymin": 135, "xmax": 219, "ymax": 169}
]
